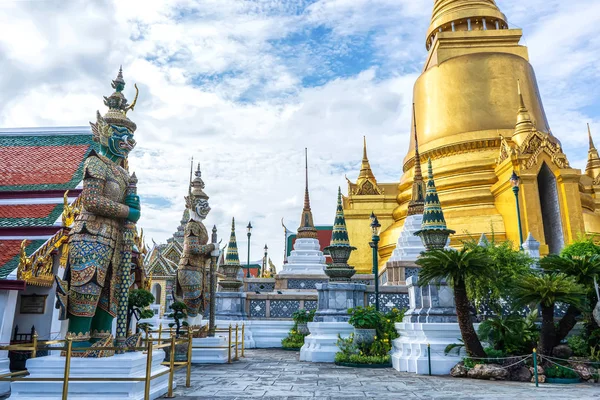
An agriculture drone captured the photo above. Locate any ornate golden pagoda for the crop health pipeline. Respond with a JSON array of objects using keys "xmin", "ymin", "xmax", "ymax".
[{"xmin": 377, "ymin": 0, "xmax": 600, "ymax": 265}]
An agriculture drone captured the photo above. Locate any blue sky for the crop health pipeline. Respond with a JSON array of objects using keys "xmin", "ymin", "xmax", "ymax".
[{"xmin": 0, "ymin": 0, "xmax": 599, "ymax": 267}]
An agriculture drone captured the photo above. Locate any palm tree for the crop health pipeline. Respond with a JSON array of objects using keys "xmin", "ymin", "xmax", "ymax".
[
  {"xmin": 541, "ymin": 254, "xmax": 600, "ymax": 345},
  {"xmin": 512, "ymin": 272, "xmax": 587, "ymax": 355},
  {"xmin": 416, "ymin": 248, "xmax": 493, "ymax": 358}
]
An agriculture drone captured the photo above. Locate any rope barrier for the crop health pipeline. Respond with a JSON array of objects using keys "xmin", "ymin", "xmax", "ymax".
[
  {"xmin": 540, "ymin": 357, "xmax": 583, "ymax": 374},
  {"xmin": 541, "ymin": 354, "xmax": 600, "ymax": 365}
]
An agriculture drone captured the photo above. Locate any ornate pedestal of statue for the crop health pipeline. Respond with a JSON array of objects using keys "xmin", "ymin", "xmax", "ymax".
[{"xmin": 10, "ymin": 350, "xmax": 171, "ymax": 400}]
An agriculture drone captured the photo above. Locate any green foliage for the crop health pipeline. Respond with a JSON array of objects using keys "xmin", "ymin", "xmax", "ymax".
[
  {"xmin": 444, "ymin": 340, "xmax": 465, "ymax": 356},
  {"xmin": 127, "ymin": 289, "xmax": 155, "ymax": 333},
  {"xmin": 463, "ymin": 238, "xmax": 533, "ymax": 308},
  {"xmin": 334, "ymin": 352, "xmax": 390, "ymax": 365},
  {"xmin": 281, "ymin": 325, "xmax": 307, "ymax": 349},
  {"xmin": 292, "ymin": 309, "xmax": 315, "ymax": 324},
  {"xmin": 167, "ymin": 301, "xmax": 188, "ymax": 337},
  {"xmin": 590, "ymin": 345, "xmax": 600, "ymax": 362},
  {"xmin": 541, "ymin": 254, "xmax": 600, "ymax": 295},
  {"xmin": 477, "ymin": 310, "xmax": 538, "ymax": 355},
  {"xmin": 560, "ymin": 237, "xmax": 600, "ymax": 259},
  {"xmin": 416, "ymin": 247, "xmax": 494, "ymax": 288},
  {"xmin": 567, "ymin": 335, "xmax": 591, "ymax": 357},
  {"xmin": 463, "ymin": 357, "xmax": 476, "ymax": 369},
  {"xmin": 335, "ymin": 308, "xmax": 406, "ymax": 364},
  {"xmin": 348, "ymin": 306, "xmax": 381, "ymax": 329},
  {"xmin": 544, "ymin": 365, "xmax": 580, "ymax": 379},
  {"xmin": 512, "ymin": 272, "xmax": 587, "ymax": 309}
]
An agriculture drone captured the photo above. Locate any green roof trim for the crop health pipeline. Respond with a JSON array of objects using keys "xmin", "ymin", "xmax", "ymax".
[{"xmin": 0, "ymin": 239, "xmax": 47, "ymax": 279}]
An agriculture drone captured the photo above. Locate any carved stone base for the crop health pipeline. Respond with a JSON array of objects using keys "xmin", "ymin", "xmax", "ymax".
[
  {"xmin": 314, "ymin": 282, "xmax": 366, "ymax": 322},
  {"xmin": 10, "ymin": 350, "xmax": 170, "ymax": 400},
  {"xmin": 299, "ymin": 322, "xmax": 353, "ymax": 363},
  {"xmin": 215, "ymin": 292, "xmax": 246, "ymax": 320}
]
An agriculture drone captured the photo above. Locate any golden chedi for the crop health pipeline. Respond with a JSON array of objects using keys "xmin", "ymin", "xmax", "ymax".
[{"xmin": 378, "ymin": 0, "xmax": 600, "ymax": 266}]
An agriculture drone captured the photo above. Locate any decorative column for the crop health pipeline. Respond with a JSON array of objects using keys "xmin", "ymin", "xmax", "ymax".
[
  {"xmin": 215, "ymin": 218, "xmax": 246, "ymax": 321},
  {"xmin": 414, "ymin": 159, "xmax": 455, "ymax": 249}
]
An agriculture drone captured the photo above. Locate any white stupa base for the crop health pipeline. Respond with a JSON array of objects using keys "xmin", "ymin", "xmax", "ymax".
[
  {"xmin": 0, "ymin": 358, "xmax": 10, "ymax": 396},
  {"xmin": 191, "ymin": 336, "xmax": 229, "ymax": 364},
  {"xmin": 9, "ymin": 350, "xmax": 170, "ymax": 400},
  {"xmin": 389, "ymin": 214, "xmax": 425, "ymax": 262},
  {"xmin": 391, "ymin": 322, "xmax": 464, "ymax": 375},
  {"xmin": 300, "ymin": 322, "xmax": 353, "ymax": 363},
  {"xmin": 279, "ymin": 238, "xmax": 327, "ymax": 276},
  {"xmin": 245, "ymin": 320, "xmax": 294, "ymax": 348}
]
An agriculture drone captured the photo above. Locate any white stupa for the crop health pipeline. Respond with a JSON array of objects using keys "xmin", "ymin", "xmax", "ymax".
[
  {"xmin": 389, "ymin": 128, "xmax": 426, "ymax": 262},
  {"xmin": 279, "ymin": 149, "xmax": 327, "ymax": 276}
]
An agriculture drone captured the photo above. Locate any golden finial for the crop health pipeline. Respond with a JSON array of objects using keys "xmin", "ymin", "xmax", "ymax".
[
  {"xmin": 17, "ymin": 240, "xmax": 33, "ymax": 280},
  {"xmin": 61, "ymin": 190, "xmax": 79, "ymax": 227},
  {"xmin": 588, "ymin": 123, "xmax": 596, "ymax": 150},
  {"xmin": 124, "ymin": 84, "xmax": 139, "ymax": 114}
]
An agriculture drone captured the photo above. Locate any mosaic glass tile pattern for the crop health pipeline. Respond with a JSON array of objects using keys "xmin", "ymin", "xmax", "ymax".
[
  {"xmin": 287, "ymin": 279, "xmax": 327, "ymax": 290},
  {"xmin": 248, "ymin": 282, "xmax": 275, "ymax": 292},
  {"xmin": 249, "ymin": 300, "xmax": 267, "ymax": 318},
  {"xmin": 270, "ymin": 300, "xmax": 300, "ymax": 318},
  {"xmin": 368, "ymin": 293, "xmax": 409, "ymax": 313}
]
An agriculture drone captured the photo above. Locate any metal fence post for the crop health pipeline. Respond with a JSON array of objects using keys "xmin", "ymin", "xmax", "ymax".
[
  {"xmin": 62, "ymin": 338, "xmax": 72, "ymax": 400},
  {"xmin": 228, "ymin": 325, "xmax": 232, "ymax": 364},
  {"xmin": 427, "ymin": 343, "xmax": 431, "ymax": 376},
  {"xmin": 241, "ymin": 324, "xmax": 245, "ymax": 357},
  {"xmin": 31, "ymin": 333, "xmax": 38, "ymax": 359},
  {"xmin": 167, "ymin": 335, "xmax": 175, "ymax": 398},
  {"xmin": 235, "ymin": 324, "xmax": 239, "ymax": 360},
  {"xmin": 144, "ymin": 339, "xmax": 153, "ymax": 400},
  {"xmin": 533, "ymin": 348, "xmax": 539, "ymax": 387},
  {"xmin": 186, "ymin": 327, "xmax": 192, "ymax": 388}
]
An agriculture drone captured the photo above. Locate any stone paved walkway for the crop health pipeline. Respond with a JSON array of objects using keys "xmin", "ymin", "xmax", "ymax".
[{"xmin": 165, "ymin": 349, "xmax": 600, "ymax": 399}]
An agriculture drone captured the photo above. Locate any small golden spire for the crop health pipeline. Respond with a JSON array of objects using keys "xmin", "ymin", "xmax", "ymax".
[
  {"xmin": 513, "ymin": 80, "xmax": 535, "ymax": 146},
  {"xmin": 357, "ymin": 136, "xmax": 377, "ymax": 183},
  {"xmin": 297, "ymin": 148, "xmax": 318, "ymax": 239},
  {"xmin": 586, "ymin": 124, "xmax": 600, "ymax": 180},
  {"xmin": 408, "ymin": 104, "xmax": 426, "ymax": 216},
  {"xmin": 589, "ymin": 123, "xmax": 596, "ymax": 150}
]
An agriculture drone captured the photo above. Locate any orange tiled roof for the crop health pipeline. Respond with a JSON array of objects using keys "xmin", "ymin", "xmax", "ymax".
[
  {"xmin": 0, "ymin": 204, "xmax": 58, "ymax": 219},
  {"xmin": 0, "ymin": 145, "xmax": 89, "ymax": 187}
]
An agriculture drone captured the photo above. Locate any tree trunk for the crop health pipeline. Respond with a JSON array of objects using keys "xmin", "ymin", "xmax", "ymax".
[
  {"xmin": 539, "ymin": 304, "xmax": 556, "ymax": 356},
  {"xmin": 554, "ymin": 304, "xmax": 580, "ymax": 346},
  {"xmin": 454, "ymin": 280, "xmax": 486, "ymax": 358}
]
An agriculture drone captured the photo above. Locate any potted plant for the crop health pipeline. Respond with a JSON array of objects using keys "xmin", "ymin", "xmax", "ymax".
[
  {"xmin": 127, "ymin": 289, "xmax": 155, "ymax": 335},
  {"xmin": 348, "ymin": 306, "xmax": 381, "ymax": 345},
  {"xmin": 164, "ymin": 301, "xmax": 189, "ymax": 362},
  {"xmin": 292, "ymin": 309, "xmax": 315, "ymax": 335}
]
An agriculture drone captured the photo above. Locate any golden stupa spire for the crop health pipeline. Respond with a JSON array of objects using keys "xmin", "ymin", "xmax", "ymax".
[
  {"xmin": 513, "ymin": 80, "xmax": 535, "ymax": 145},
  {"xmin": 357, "ymin": 136, "xmax": 377, "ymax": 183},
  {"xmin": 427, "ymin": 0, "xmax": 508, "ymax": 49},
  {"xmin": 408, "ymin": 104, "xmax": 426, "ymax": 216},
  {"xmin": 586, "ymin": 124, "xmax": 600, "ymax": 180},
  {"xmin": 297, "ymin": 148, "xmax": 318, "ymax": 239}
]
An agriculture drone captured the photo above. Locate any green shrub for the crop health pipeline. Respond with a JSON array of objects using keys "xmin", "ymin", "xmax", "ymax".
[
  {"xmin": 281, "ymin": 325, "xmax": 308, "ymax": 349},
  {"xmin": 567, "ymin": 335, "xmax": 590, "ymax": 357},
  {"xmin": 334, "ymin": 352, "xmax": 390, "ymax": 365},
  {"xmin": 483, "ymin": 348, "xmax": 505, "ymax": 364},
  {"xmin": 560, "ymin": 237, "xmax": 600, "ymax": 258},
  {"xmin": 544, "ymin": 364, "xmax": 580, "ymax": 379},
  {"xmin": 348, "ymin": 306, "xmax": 381, "ymax": 329},
  {"xmin": 292, "ymin": 309, "xmax": 315, "ymax": 324}
]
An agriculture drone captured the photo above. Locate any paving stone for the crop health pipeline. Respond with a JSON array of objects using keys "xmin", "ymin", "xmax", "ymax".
[{"xmin": 163, "ymin": 349, "xmax": 600, "ymax": 399}]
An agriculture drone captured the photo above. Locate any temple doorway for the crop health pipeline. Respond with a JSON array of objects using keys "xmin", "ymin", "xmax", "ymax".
[
  {"xmin": 537, "ymin": 162, "xmax": 564, "ymax": 254},
  {"xmin": 152, "ymin": 283, "xmax": 162, "ymax": 305}
]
